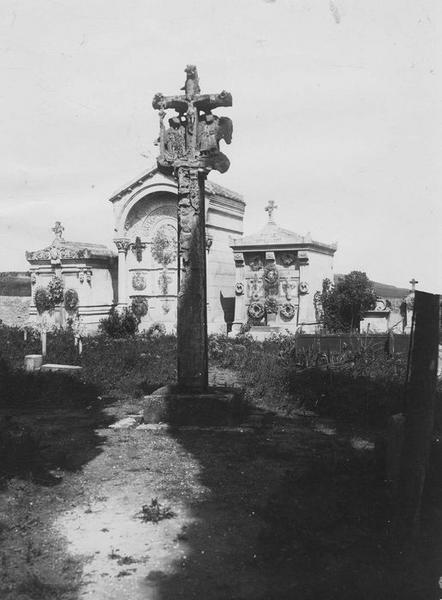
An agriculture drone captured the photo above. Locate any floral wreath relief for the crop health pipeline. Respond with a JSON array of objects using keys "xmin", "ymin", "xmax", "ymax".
[
  {"xmin": 280, "ymin": 302, "xmax": 296, "ymax": 321},
  {"xmin": 64, "ymin": 289, "xmax": 79, "ymax": 314},
  {"xmin": 247, "ymin": 302, "xmax": 265, "ymax": 321}
]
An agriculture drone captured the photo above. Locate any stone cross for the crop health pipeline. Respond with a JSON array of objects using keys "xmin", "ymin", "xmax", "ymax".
[
  {"xmin": 152, "ymin": 66, "xmax": 232, "ymax": 392},
  {"xmin": 132, "ymin": 236, "xmax": 146, "ymax": 263},
  {"xmin": 265, "ymin": 200, "xmax": 278, "ymax": 223},
  {"xmin": 409, "ymin": 278, "xmax": 419, "ymax": 292},
  {"xmin": 52, "ymin": 221, "xmax": 65, "ymax": 241}
]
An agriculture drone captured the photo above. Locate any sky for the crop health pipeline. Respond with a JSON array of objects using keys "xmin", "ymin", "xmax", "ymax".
[{"xmin": 0, "ymin": 0, "xmax": 440, "ymax": 292}]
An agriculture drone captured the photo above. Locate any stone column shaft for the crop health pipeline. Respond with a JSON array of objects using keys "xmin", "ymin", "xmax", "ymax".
[
  {"xmin": 114, "ymin": 238, "xmax": 130, "ymax": 306},
  {"xmin": 232, "ymin": 253, "xmax": 245, "ymax": 333},
  {"xmin": 176, "ymin": 167, "xmax": 208, "ymax": 391}
]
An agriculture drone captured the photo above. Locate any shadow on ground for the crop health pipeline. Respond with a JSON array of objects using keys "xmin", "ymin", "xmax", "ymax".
[
  {"xmin": 0, "ymin": 363, "xmax": 118, "ymax": 600},
  {"xmin": 0, "ymin": 362, "xmax": 116, "ymax": 485},
  {"xmin": 140, "ymin": 395, "xmax": 441, "ymax": 599}
]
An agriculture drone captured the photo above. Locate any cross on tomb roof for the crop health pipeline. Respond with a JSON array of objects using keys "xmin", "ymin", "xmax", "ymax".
[
  {"xmin": 52, "ymin": 221, "xmax": 65, "ymax": 241},
  {"xmin": 409, "ymin": 278, "xmax": 419, "ymax": 292},
  {"xmin": 265, "ymin": 200, "xmax": 278, "ymax": 223}
]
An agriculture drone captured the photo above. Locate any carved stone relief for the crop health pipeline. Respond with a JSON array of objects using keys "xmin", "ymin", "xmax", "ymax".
[
  {"xmin": 248, "ymin": 255, "xmax": 264, "ymax": 272},
  {"xmin": 132, "ymin": 272, "xmax": 147, "ymax": 291},
  {"xmin": 151, "ymin": 224, "xmax": 177, "ymax": 267}
]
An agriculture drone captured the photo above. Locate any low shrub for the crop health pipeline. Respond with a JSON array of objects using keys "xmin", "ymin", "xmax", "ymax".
[
  {"xmin": 98, "ymin": 307, "xmax": 139, "ymax": 338},
  {"xmin": 208, "ymin": 332, "xmax": 411, "ymax": 425},
  {"xmin": 0, "ymin": 325, "xmax": 41, "ymax": 369},
  {"xmin": 146, "ymin": 322, "xmax": 167, "ymax": 337},
  {"xmin": 79, "ymin": 333, "xmax": 177, "ymax": 397}
]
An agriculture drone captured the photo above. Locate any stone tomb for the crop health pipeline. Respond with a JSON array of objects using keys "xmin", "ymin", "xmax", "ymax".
[
  {"xmin": 230, "ymin": 202, "xmax": 337, "ymax": 335},
  {"xmin": 110, "ymin": 167, "xmax": 245, "ymax": 334},
  {"xmin": 26, "ymin": 222, "xmax": 117, "ymax": 331}
]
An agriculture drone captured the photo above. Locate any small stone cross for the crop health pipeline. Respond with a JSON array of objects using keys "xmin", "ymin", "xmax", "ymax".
[
  {"xmin": 52, "ymin": 221, "xmax": 65, "ymax": 241},
  {"xmin": 409, "ymin": 278, "xmax": 418, "ymax": 292},
  {"xmin": 265, "ymin": 200, "xmax": 278, "ymax": 223},
  {"xmin": 132, "ymin": 236, "xmax": 146, "ymax": 263}
]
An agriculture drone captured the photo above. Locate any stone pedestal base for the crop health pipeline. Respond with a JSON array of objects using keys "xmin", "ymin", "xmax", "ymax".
[
  {"xmin": 40, "ymin": 364, "xmax": 82, "ymax": 375},
  {"xmin": 249, "ymin": 325, "xmax": 281, "ymax": 341},
  {"xmin": 24, "ymin": 354, "xmax": 43, "ymax": 372},
  {"xmin": 230, "ymin": 321, "xmax": 243, "ymax": 335},
  {"xmin": 143, "ymin": 385, "xmax": 246, "ymax": 426}
]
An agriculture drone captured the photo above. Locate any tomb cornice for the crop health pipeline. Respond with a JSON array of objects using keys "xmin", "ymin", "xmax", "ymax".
[{"xmin": 230, "ymin": 241, "xmax": 337, "ymax": 256}]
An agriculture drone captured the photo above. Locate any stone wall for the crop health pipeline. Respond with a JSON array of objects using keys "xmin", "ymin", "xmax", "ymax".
[
  {"xmin": 0, "ymin": 272, "xmax": 32, "ymax": 327},
  {"xmin": 0, "ymin": 296, "xmax": 31, "ymax": 327}
]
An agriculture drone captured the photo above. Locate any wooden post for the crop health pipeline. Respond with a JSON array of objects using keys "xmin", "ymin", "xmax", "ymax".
[{"xmin": 396, "ymin": 291, "xmax": 440, "ymax": 538}]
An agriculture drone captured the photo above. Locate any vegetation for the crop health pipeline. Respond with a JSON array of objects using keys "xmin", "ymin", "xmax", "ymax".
[
  {"xmin": 0, "ymin": 323, "xmax": 411, "ymax": 424},
  {"xmin": 34, "ymin": 287, "xmax": 53, "ymax": 315},
  {"xmin": 0, "ymin": 324, "xmax": 440, "ymax": 599},
  {"xmin": 319, "ymin": 270, "xmax": 377, "ymax": 332},
  {"xmin": 98, "ymin": 306, "xmax": 140, "ymax": 338},
  {"xmin": 138, "ymin": 498, "xmax": 175, "ymax": 523}
]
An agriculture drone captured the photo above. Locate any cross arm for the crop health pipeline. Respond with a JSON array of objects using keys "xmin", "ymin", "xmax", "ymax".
[
  {"xmin": 152, "ymin": 93, "xmax": 188, "ymax": 113},
  {"xmin": 194, "ymin": 91, "xmax": 232, "ymax": 111}
]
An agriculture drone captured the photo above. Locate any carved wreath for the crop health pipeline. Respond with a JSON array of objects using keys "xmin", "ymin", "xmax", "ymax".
[
  {"xmin": 151, "ymin": 225, "xmax": 177, "ymax": 266},
  {"xmin": 131, "ymin": 296, "xmax": 148, "ymax": 318},
  {"xmin": 64, "ymin": 288, "xmax": 79, "ymax": 314},
  {"xmin": 247, "ymin": 302, "xmax": 265, "ymax": 321},
  {"xmin": 235, "ymin": 282, "xmax": 244, "ymax": 296},
  {"xmin": 280, "ymin": 302, "xmax": 296, "ymax": 321},
  {"xmin": 299, "ymin": 281, "xmax": 309, "ymax": 294},
  {"xmin": 264, "ymin": 297, "xmax": 279, "ymax": 314},
  {"xmin": 263, "ymin": 265, "xmax": 279, "ymax": 290},
  {"xmin": 34, "ymin": 287, "xmax": 52, "ymax": 315}
]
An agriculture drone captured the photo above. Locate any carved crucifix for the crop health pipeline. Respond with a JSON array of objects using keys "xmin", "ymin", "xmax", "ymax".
[
  {"xmin": 265, "ymin": 200, "xmax": 278, "ymax": 223},
  {"xmin": 152, "ymin": 66, "xmax": 232, "ymax": 392},
  {"xmin": 52, "ymin": 221, "xmax": 65, "ymax": 241}
]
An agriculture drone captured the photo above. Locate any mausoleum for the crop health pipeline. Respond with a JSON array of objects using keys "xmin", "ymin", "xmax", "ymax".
[
  {"xmin": 109, "ymin": 168, "xmax": 244, "ymax": 333},
  {"xmin": 26, "ymin": 222, "xmax": 117, "ymax": 330},
  {"xmin": 230, "ymin": 201, "xmax": 337, "ymax": 336},
  {"xmin": 25, "ymin": 168, "xmax": 245, "ymax": 333}
]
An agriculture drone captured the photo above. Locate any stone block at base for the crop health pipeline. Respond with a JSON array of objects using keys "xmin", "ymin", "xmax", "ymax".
[
  {"xmin": 40, "ymin": 364, "xmax": 82, "ymax": 374},
  {"xmin": 143, "ymin": 385, "xmax": 247, "ymax": 426},
  {"xmin": 24, "ymin": 354, "xmax": 43, "ymax": 371},
  {"xmin": 249, "ymin": 325, "xmax": 281, "ymax": 341}
]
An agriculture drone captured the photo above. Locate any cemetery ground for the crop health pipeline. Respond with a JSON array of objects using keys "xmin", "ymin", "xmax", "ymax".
[{"xmin": 0, "ymin": 328, "xmax": 441, "ymax": 599}]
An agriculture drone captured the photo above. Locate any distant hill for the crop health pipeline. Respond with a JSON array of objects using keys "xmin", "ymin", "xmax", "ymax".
[
  {"xmin": 0, "ymin": 272, "xmax": 31, "ymax": 297},
  {"xmin": 334, "ymin": 274, "xmax": 409, "ymax": 299}
]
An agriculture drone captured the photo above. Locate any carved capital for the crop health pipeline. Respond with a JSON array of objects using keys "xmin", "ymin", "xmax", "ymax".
[{"xmin": 114, "ymin": 238, "xmax": 131, "ymax": 254}]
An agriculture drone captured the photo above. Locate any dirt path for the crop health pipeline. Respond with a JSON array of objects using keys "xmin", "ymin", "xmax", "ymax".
[
  {"xmin": 53, "ymin": 421, "xmax": 296, "ymax": 599},
  {"xmin": 54, "ymin": 429, "xmax": 194, "ymax": 599},
  {"xmin": 1, "ymin": 368, "xmax": 387, "ymax": 600}
]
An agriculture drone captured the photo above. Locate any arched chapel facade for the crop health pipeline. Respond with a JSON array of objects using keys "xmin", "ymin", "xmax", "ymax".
[{"xmin": 110, "ymin": 168, "xmax": 245, "ymax": 333}]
